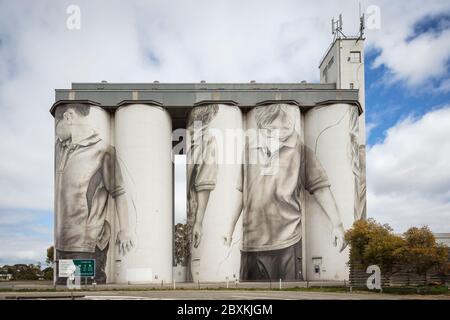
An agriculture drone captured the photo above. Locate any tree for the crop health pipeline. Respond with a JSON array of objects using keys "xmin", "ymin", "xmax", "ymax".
[
  {"xmin": 399, "ymin": 227, "xmax": 448, "ymax": 275},
  {"xmin": 46, "ymin": 246, "xmax": 54, "ymax": 267},
  {"xmin": 345, "ymin": 219, "xmax": 449, "ymax": 284},
  {"xmin": 10, "ymin": 264, "xmax": 40, "ymax": 280},
  {"xmin": 42, "ymin": 267, "xmax": 53, "ymax": 280},
  {"xmin": 345, "ymin": 218, "xmax": 405, "ymax": 280}
]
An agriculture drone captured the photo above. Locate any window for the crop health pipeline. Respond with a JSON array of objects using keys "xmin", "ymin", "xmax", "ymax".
[
  {"xmin": 350, "ymin": 83, "xmax": 354, "ymax": 89},
  {"xmin": 349, "ymin": 51, "xmax": 361, "ymax": 63}
]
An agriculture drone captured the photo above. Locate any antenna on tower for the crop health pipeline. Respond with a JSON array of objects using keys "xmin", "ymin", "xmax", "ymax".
[
  {"xmin": 331, "ymin": 13, "xmax": 346, "ymax": 40},
  {"xmin": 358, "ymin": 14, "xmax": 365, "ymax": 39},
  {"xmin": 358, "ymin": 2, "xmax": 365, "ymax": 41}
]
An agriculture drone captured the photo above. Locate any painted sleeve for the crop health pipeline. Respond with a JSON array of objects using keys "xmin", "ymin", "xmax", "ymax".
[
  {"xmin": 304, "ymin": 145, "xmax": 331, "ymax": 194},
  {"xmin": 103, "ymin": 146, "xmax": 126, "ymax": 198},
  {"xmin": 194, "ymin": 134, "xmax": 218, "ymax": 192}
]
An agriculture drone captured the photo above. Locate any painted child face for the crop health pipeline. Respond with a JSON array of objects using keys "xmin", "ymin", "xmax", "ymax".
[
  {"xmin": 264, "ymin": 111, "xmax": 294, "ymax": 140},
  {"xmin": 55, "ymin": 110, "xmax": 73, "ymax": 141}
]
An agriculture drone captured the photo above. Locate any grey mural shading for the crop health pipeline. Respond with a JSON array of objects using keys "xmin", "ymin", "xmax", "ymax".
[
  {"xmin": 358, "ymin": 145, "xmax": 367, "ymax": 220},
  {"xmin": 349, "ymin": 106, "xmax": 362, "ymax": 220},
  {"xmin": 54, "ymin": 104, "xmax": 133, "ymax": 284},
  {"xmin": 225, "ymin": 104, "xmax": 347, "ymax": 281},
  {"xmin": 186, "ymin": 104, "xmax": 219, "ymax": 280}
]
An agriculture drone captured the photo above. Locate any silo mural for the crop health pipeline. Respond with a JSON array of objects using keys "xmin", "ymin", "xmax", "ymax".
[
  {"xmin": 222, "ymin": 103, "xmax": 350, "ymax": 281},
  {"xmin": 54, "ymin": 103, "xmax": 131, "ymax": 284},
  {"xmin": 114, "ymin": 104, "xmax": 173, "ymax": 284},
  {"xmin": 234, "ymin": 103, "xmax": 306, "ymax": 281},
  {"xmin": 304, "ymin": 103, "xmax": 359, "ymax": 280},
  {"xmin": 186, "ymin": 104, "xmax": 243, "ymax": 282},
  {"xmin": 52, "ymin": 79, "xmax": 365, "ymax": 284}
]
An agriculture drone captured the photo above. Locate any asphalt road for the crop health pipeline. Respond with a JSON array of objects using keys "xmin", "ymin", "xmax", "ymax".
[
  {"xmin": 1, "ymin": 281, "xmax": 449, "ymax": 300},
  {"xmin": 1, "ymin": 289, "xmax": 449, "ymax": 300}
]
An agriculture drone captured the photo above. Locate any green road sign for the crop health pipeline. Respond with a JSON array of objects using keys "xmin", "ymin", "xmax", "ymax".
[{"xmin": 73, "ymin": 259, "xmax": 95, "ymax": 277}]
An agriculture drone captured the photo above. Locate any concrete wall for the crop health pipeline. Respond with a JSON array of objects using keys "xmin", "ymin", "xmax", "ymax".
[
  {"xmin": 240, "ymin": 104, "xmax": 304, "ymax": 281},
  {"xmin": 319, "ymin": 38, "xmax": 366, "ymax": 220},
  {"xmin": 54, "ymin": 104, "xmax": 115, "ymax": 284},
  {"xmin": 187, "ymin": 104, "xmax": 243, "ymax": 282},
  {"xmin": 53, "ymin": 99, "xmax": 363, "ymax": 283},
  {"xmin": 304, "ymin": 103, "xmax": 359, "ymax": 281},
  {"xmin": 54, "ymin": 102, "xmax": 173, "ymax": 285},
  {"xmin": 114, "ymin": 104, "xmax": 173, "ymax": 284}
]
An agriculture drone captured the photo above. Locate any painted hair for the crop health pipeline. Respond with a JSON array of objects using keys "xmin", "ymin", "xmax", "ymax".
[
  {"xmin": 188, "ymin": 104, "xmax": 219, "ymax": 128},
  {"xmin": 255, "ymin": 104, "xmax": 290, "ymax": 129},
  {"xmin": 55, "ymin": 104, "xmax": 90, "ymax": 121}
]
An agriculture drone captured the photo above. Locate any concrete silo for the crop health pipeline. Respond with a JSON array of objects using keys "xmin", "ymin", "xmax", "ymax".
[
  {"xmin": 54, "ymin": 103, "xmax": 116, "ymax": 284},
  {"xmin": 304, "ymin": 103, "xmax": 361, "ymax": 281},
  {"xmin": 114, "ymin": 103, "xmax": 173, "ymax": 284},
  {"xmin": 234, "ymin": 103, "xmax": 305, "ymax": 281},
  {"xmin": 186, "ymin": 103, "xmax": 243, "ymax": 283}
]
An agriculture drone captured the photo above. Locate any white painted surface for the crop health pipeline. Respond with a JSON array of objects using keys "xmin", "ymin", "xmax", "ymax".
[
  {"xmin": 126, "ymin": 268, "xmax": 153, "ymax": 283},
  {"xmin": 114, "ymin": 104, "xmax": 173, "ymax": 283},
  {"xmin": 173, "ymin": 265, "xmax": 187, "ymax": 283}
]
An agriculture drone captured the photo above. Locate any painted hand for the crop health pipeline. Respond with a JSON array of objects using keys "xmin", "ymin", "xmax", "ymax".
[
  {"xmin": 331, "ymin": 224, "xmax": 347, "ymax": 253},
  {"xmin": 193, "ymin": 223, "xmax": 202, "ymax": 248},
  {"xmin": 117, "ymin": 230, "xmax": 134, "ymax": 256}
]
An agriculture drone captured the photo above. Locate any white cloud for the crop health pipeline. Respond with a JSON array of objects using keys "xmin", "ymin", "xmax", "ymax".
[
  {"xmin": 0, "ymin": 209, "xmax": 52, "ymax": 265},
  {"xmin": 0, "ymin": 210, "xmax": 44, "ymax": 226},
  {"xmin": 367, "ymin": 106, "xmax": 450, "ymax": 232},
  {"xmin": 371, "ymin": 28, "xmax": 450, "ymax": 87},
  {"xmin": 0, "ymin": 232, "xmax": 51, "ymax": 265},
  {"xmin": 366, "ymin": 0, "xmax": 450, "ymax": 88},
  {"xmin": 434, "ymin": 78, "xmax": 450, "ymax": 93}
]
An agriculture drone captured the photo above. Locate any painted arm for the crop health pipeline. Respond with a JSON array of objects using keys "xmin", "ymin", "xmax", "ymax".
[
  {"xmin": 103, "ymin": 149, "xmax": 134, "ymax": 256},
  {"xmin": 312, "ymin": 187, "xmax": 347, "ymax": 252},
  {"xmin": 193, "ymin": 190, "xmax": 211, "ymax": 248},
  {"xmin": 223, "ymin": 193, "xmax": 243, "ymax": 247},
  {"xmin": 224, "ymin": 159, "xmax": 244, "ymax": 247},
  {"xmin": 115, "ymin": 194, "xmax": 134, "ymax": 255}
]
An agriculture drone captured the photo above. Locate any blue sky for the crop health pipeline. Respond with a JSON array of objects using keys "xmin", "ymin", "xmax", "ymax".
[
  {"xmin": 0, "ymin": 0, "xmax": 449, "ymax": 266},
  {"xmin": 365, "ymin": 52, "xmax": 450, "ymax": 146}
]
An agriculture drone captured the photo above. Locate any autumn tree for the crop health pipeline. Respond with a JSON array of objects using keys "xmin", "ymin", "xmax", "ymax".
[
  {"xmin": 345, "ymin": 218, "xmax": 405, "ymax": 280},
  {"xmin": 345, "ymin": 219, "xmax": 449, "ymax": 283},
  {"xmin": 398, "ymin": 227, "xmax": 448, "ymax": 275}
]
